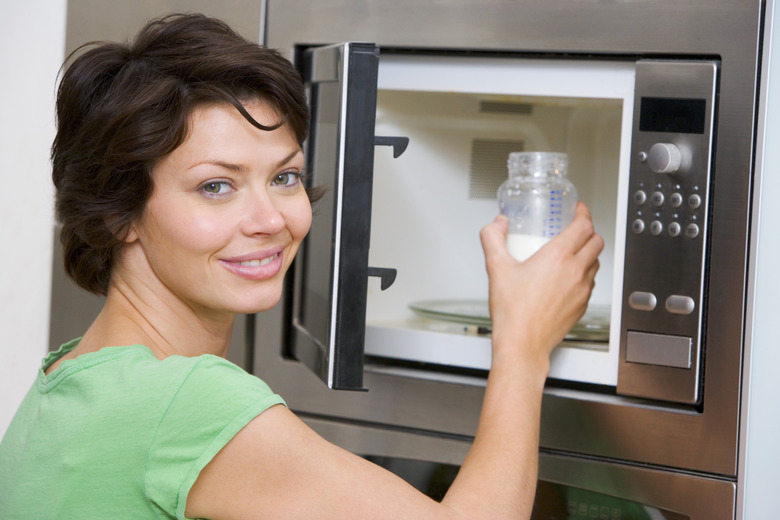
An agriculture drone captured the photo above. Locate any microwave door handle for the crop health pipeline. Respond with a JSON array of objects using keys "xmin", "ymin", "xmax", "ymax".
[
  {"xmin": 374, "ymin": 135, "xmax": 409, "ymax": 158},
  {"xmin": 367, "ymin": 266, "xmax": 397, "ymax": 291}
]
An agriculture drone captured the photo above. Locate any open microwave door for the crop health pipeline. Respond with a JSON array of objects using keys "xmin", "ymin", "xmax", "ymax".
[{"xmin": 289, "ymin": 42, "xmax": 394, "ymax": 390}]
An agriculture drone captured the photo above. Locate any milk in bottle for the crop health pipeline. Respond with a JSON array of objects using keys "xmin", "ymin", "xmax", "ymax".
[{"xmin": 498, "ymin": 152, "xmax": 577, "ymax": 261}]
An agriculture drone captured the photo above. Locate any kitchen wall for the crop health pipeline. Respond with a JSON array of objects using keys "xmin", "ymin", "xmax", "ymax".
[
  {"xmin": 62, "ymin": 0, "xmax": 263, "ymax": 57},
  {"xmin": 0, "ymin": 0, "xmax": 264, "ymax": 437},
  {"xmin": 0, "ymin": 1, "xmax": 67, "ymax": 436}
]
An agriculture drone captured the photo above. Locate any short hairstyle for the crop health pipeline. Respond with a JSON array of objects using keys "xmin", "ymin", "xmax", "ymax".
[{"xmin": 52, "ymin": 13, "xmax": 313, "ymax": 295}]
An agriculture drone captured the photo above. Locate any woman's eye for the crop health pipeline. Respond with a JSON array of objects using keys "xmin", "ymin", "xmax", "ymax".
[
  {"xmin": 272, "ymin": 171, "xmax": 301, "ymax": 187},
  {"xmin": 199, "ymin": 181, "xmax": 233, "ymax": 196}
]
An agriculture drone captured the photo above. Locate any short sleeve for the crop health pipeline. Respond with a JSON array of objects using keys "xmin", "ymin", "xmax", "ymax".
[{"xmin": 144, "ymin": 356, "xmax": 285, "ymax": 519}]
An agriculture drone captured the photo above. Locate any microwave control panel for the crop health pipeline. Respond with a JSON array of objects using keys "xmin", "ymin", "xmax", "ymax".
[{"xmin": 618, "ymin": 60, "xmax": 718, "ymax": 405}]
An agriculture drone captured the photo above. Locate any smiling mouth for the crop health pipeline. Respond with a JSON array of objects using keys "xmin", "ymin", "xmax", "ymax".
[
  {"xmin": 237, "ymin": 253, "xmax": 279, "ymax": 267},
  {"xmin": 220, "ymin": 251, "xmax": 284, "ymax": 281}
]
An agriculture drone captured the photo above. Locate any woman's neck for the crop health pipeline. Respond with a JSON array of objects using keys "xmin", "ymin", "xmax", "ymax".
[{"xmin": 92, "ymin": 279, "xmax": 234, "ymax": 359}]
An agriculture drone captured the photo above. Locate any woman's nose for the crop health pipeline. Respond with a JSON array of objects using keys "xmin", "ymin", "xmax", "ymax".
[{"xmin": 240, "ymin": 189, "xmax": 285, "ymax": 236}]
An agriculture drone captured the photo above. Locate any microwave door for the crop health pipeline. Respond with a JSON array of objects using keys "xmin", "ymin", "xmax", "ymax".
[{"xmin": 289, "ymin": 42, "xmax": 382, "ymax": 390}]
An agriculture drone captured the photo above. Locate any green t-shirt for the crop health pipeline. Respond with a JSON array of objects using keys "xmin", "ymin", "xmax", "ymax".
[{"xmin": 0, "ymin": 338, "xmax": 286, "ymax": 519}]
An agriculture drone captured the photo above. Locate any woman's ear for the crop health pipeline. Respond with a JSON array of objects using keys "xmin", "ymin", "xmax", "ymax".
[
  {"xmin": 104, "ymin": 215, "xmax": 139, "ymax": 243},
  {"xmin": 123, "ymin": 227, "xmax": 139, "ymax": 243}
]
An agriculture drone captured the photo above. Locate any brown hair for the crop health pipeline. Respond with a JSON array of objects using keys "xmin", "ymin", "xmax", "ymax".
[{"xmin": 52, "ymin": 13, "xmax": 314, "ymax": 295}]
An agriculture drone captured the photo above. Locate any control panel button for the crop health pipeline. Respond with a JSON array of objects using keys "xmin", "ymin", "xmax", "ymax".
[
  {"xmin": 633, "ymin": 190, "xmax": 647, "ymax": 205},
  {"xmin": 668, "ymin": 222, "xmax": 681, "ymax": 237},
  {"xmin": 650, "ymin": 220, "xmax": 663, "ymax": 235},
  {"xmin": 688, "ymin": 193, "xmax": 702, "ymax": 209},
  {"xmin": 647, "ymin": 142, "xmax": 682, "ymax": 174},
  {"xmin": 685, "ymin": 223, "xmax": 700, "ymax": 238},
  {"xmin": 629, "ymin": 291, "xmax": 657, "ymax": 311},
  {"xmin": 666, "ymin": 295, "xmax": 696, "ymax": 315},
  {"xmin": 670, "ymin": 192, "xmax": 683, "ymax": 208},
  {"xmin": 626, "ymin": 331, "xmax": 692, "ymax": 369},
  {"xmin": 651, "ymin": 191, "xmax": 665, "ymax": 206},
  {"xmin": 631, "ymin": 219, "xmax": 645, "ymax": 234}
]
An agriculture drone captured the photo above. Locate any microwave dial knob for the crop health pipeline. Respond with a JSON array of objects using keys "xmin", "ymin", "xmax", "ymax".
[{"xmin": 647, "ymin": 142, "xmax": 682, "ymax": 174}]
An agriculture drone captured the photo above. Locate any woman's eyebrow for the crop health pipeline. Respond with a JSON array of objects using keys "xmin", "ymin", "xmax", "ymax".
[
  {"xmin": 274, "ymin": 148, "xmax": 303, "ymax": 169},
  {"xmin": 200, "ymin": 160, "xmax": 246, "ymax": 172},
  {"xmin": 191, "ymin": 149, "xmax": 302, "ymax": 173}
]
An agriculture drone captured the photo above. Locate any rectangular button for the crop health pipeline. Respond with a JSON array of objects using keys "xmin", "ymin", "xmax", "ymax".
[{"xmin": 626, "ymin": 331, "xmax": 692, "ymax": 369}]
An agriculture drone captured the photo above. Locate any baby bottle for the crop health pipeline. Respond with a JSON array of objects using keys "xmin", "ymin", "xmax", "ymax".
[{"xmin": 497, "ymin": 152, "xmax": 577, "ymax": 261}]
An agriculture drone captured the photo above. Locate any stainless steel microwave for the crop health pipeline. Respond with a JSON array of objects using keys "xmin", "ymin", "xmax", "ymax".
[{"xmin": 289, "ymin": 46, "xmax": 718, "ymax": 408}]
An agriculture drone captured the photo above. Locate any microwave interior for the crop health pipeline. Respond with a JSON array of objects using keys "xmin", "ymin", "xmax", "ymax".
[{"xmin": 362, "ymin": 53, "xmax": 635, "ymax": 388}]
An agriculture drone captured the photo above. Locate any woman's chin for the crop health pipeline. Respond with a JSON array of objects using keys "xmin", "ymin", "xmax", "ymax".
[{"xmin": 231, "ymin": 293, "xmax": 283, "ymax": 315}]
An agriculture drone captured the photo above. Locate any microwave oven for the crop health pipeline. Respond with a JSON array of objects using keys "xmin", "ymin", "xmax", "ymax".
[{"xmin": 290, "ymin": 47, "xmax": 717, "ymax": 407}]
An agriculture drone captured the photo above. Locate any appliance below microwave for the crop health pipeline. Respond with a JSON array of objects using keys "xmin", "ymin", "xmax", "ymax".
[{"xmin": 300, "ymin": 416, "xmax": 736, "ymax": 519}]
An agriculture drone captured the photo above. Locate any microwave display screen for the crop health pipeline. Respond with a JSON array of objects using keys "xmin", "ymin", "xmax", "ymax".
[{"xmin": 639, "ymin": 97, "xmax": 706, "ymax": 134}]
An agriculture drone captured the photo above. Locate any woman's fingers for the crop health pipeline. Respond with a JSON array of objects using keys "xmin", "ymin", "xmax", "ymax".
[
  {"xmin": 482, "ymin": 203, "xmax": 596, "ymax": 263},
  {"xmin": 577, "ymin": 230, "xmax": 605, "ymax": 266},
  {"xmin": 480, "ymin": 215, "xmax": 511, "ymax": 268},
  {"xmin": 481, "ymin": 202, "xmax": 603, "ymax": 286},
  {"xmin": 551, "ymin": 202, "xmax": 597, "ymax": 256}
]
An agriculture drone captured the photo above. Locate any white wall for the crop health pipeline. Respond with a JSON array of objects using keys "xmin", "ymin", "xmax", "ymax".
[
  {"xmin": 0, "ymin": 1, "xmax": 67, "ymax": 436},
  {"xmin": 740, "ymin": 0, "xmax": 780, "ymax": 516}
]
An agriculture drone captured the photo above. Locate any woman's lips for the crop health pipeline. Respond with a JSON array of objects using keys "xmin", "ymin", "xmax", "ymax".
[
  {"xmin": 236, "ymin": 256, "xmax": 277, "ymax": 268},
  {"xmin": 219, "ymin": 250, "xmax": 284, "ymax": 280}
]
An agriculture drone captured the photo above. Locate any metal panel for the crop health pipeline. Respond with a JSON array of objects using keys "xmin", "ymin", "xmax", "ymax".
[
  {"xmin": 617, "ymin": 60, "xmax": 718, "ymax": 404},
  {"xmin": 65, "ymin": 0, "xmax": 263, "ymax": 53}
]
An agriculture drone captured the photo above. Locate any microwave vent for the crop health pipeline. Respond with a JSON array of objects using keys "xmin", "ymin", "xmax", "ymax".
[
  {"xmin": 479, "ymin": 101, "xmax": 533, "ymax": 115},
  {"xmin": 470, "ymin": 139, "xmax": 524, "ymax": 199}
]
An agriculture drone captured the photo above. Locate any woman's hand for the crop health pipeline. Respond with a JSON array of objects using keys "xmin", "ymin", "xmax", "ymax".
[{"xmin": 480, "ymin": 202, "xmax": 604, "ymax": 372}]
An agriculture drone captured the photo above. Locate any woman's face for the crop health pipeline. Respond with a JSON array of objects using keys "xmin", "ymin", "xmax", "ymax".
[{"xmin": 127, "ymin": 100, "xmax": 312, "ymax": 318}]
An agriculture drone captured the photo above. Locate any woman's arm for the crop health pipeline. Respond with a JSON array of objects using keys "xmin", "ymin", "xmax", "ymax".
[
  {"xmin": 186, "ymin": 202, "xmax": 603, "ymax": 520},
  {"xmin": 443, "ymin": 202, "xmax": 602, "ymax": 518}
]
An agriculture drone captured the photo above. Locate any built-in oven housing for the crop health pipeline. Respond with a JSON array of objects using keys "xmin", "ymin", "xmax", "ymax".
[{"xmin": 253, "ymin": 0, "xmax": 764, "ymax": 517}]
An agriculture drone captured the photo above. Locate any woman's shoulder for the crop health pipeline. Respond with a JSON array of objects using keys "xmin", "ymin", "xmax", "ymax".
[
  {"xmin": 42, "ymin": 342, "xmax": 279, "ymax": 407},
  {"xmin": 125, "ymin": 348, "xmax": 282, "ymax": 408},
  {"xmin": 144, "ymin": 353, "xmax": 286, "ymax": 518},
  {"xmin": 161, "ymin": 352, "xmax": 279, "ymax": 399}
]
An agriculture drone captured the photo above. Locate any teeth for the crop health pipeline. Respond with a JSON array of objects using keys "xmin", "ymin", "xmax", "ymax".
[{"xmin": 238, "ymin": 253, "xmax": 277, "ymax": 267}]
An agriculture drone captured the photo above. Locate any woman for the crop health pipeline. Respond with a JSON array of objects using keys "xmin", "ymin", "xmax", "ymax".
[{"xmin": 0, "ymin": 13, "xmax": 603, "ymax": 520}]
